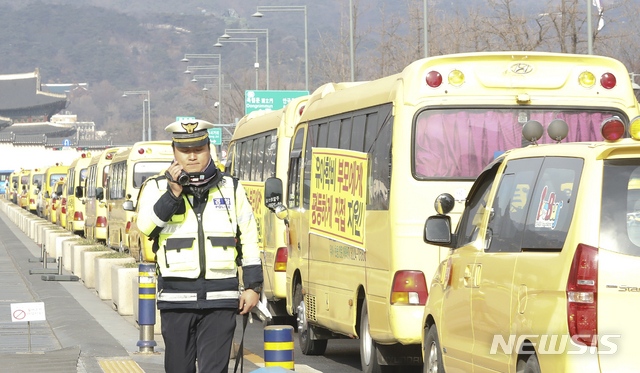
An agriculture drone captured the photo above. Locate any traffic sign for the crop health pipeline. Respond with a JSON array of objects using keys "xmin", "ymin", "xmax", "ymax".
[
  {"xmin": 10, "ymin": 302, "xmax": 46, "ymax": 322},
  {"xmin": 62, "ymin": 139, "xmax": 70, "ymax": 148},
  {"xmin": 245, "ymin": 90, "xmax": 309, "ymax": 114},
  {"xmin": 208, "ymin": 128, "xmax": 222, "ymax": 145}
]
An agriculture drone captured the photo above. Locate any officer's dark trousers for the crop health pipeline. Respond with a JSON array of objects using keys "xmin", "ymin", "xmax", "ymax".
[{"xmin": 161, "ymin": 308, "xmax": 237, "ymax": 373}]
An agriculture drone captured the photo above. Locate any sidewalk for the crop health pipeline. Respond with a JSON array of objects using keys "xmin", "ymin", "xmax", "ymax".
[{"xmin": 0, "ymin": 203, "xmax": 262, "ymax": 373}]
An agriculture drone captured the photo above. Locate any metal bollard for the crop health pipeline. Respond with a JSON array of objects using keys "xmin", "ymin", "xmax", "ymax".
[
  {"xmin": 264, "ymin": 325, "xmax": 295, "ymax": 370},
  {"xmin": 137, "ymin": 263, "xmax": 157, "ymax": 353}
]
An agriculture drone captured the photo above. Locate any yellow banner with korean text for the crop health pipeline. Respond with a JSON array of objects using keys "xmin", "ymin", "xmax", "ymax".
[
  {"xmin": 310, "ymin": 148, "xmax": 368, "ymax": 249},
  {"xmin": 241, "ymin": 181, "xmax": 265, "ymax": 248}
]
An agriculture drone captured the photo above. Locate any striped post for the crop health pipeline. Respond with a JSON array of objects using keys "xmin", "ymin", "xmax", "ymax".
[
  {"xmin": 264, "ymin": 325, "xmax": 294, "ymax": 370},
  {"xmin": 137, "ymin": 263, "xmax": 157, "ymax": 353}
]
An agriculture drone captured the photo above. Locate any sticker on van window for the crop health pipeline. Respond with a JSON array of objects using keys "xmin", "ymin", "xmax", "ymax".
[{"xmin": 535, "ymin": 186, "xmax": 563, "ymax": 229}]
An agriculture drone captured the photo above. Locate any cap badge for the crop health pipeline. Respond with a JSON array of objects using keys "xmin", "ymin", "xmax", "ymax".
[{"xmin": 182, "ymin": 122, "xmax": 198, "ymax": 134}]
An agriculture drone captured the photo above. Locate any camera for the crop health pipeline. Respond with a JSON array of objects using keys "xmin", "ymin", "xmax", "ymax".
[
  {"xmin": 166, "ymin": 170, "xmax": 207, "ymax": 186},
  {"xmin": 165, "ymin": 170, "xmax": 192, "ymax": 186}
]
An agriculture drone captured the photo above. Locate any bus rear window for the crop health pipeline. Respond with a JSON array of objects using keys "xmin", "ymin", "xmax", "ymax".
[{"xmin": 413, "ymin": 108, "xmax": 622, "ymax": 179}]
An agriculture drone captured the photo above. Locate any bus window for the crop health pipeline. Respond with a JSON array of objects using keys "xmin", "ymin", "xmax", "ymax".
[
  {"xmin": 328, "ymin": 120, "xmax": 340, "ymax": 148},
  {"xmin": 288, "ymin": 129, "xmax": 305, "ymax": 208},
  {"xmin": 251, "ymin": 137, "xmax": 263, "ymax": 181},
  {"xmin": 264, "ymin": 133, "xmax": 277, "ymax": 179},
  {"xmin": 351, "ymin": 115, "xmax": 366, "ymax": 152},
  {"xmin": 317, "ymin": 123, "xmax": 328, "ymax": 148},
  {"xmin": 369, "ymin": 116, "xmax": 393, "ymax": 210},
  {"xmin": 364, "ymin": 112, "xmax": 379, "ymax": 152},
  {"xmin": 340, "ymin": 118, "xmax": 352, "ymax": 149},
  {"xmin": 243, "ymin": 140, "xmax": 253, "ymax": 181},
  {"xmin": 303, "ymin": 125, "xmax": 319, "ymax": 209},
  {"xmin": 134, "ymin": 162, "xmax": 171, "ymax": 188},
  {"xmin": 226, "ymin": 143, "xmax": 235, "ymax": 173},
  {"xmin": 234, "ymin": 142, "xmax": 242, "ymax": 177}
]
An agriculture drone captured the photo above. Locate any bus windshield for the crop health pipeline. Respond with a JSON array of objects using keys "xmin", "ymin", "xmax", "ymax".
[
  {"xmin": 414, "ymin": 108, "xmax": 621, "ymax": 179},
  {"xmin": 50, "ymin": 173, "xmax": 66, "ymax": 186},
  {"xmin": 133, "ymin": 161, "xmax": 171, "ymax": 188}
]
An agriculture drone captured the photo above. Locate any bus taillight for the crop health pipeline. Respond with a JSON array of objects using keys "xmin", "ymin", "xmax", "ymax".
[
  {"xmin": 601, "ymin": 117, "xmax": 625, "ymax": 141},
  {"xmin": 74, "ymin": 211, "xmax": 84, "ymax": 221},
  {"xmin": 126, "ymin": 221, "xmax": 132, "ymax": 234},
  {"xmin": 274, "ymin": 247, "xmax": 288, "ymax": 272},
  {"xmin": 390, "ymin": 270, "xmax": 428, "ymax": 305},
  {"xmin": 426, "ymin": 71, "xmax": 442, "ymax": 88},
  {"xmin": 600, "ymin": 72, "xmax": 616, "ymax": 89},
  {"xmin": 96, "ymin": 216, "xmax": 107, "ymax": 228}
]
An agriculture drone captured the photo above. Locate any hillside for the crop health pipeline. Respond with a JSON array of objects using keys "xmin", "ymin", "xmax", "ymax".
[{"xmin": 0, "ymin": 0, "xmax": 637, "ymax": 145}]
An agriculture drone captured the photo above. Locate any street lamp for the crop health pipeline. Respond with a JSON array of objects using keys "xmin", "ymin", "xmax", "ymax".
[
  {"xmin": 122, "ymin": 90, "xmax": 151, "ymax": 141},
  {"xmin": 218, "ymin": 29, "xmax": 270, "ymax": 90},
  {"xmin": 252, "ymin": 6, "xmax": 307, "ymax": 90},
  {"xmin": 181, "ymin": 54, "xmax": 222, "ymax": 124},
  {"xmin": 214, "ymin": 37, "xmax": 260, "ymax": 90}
]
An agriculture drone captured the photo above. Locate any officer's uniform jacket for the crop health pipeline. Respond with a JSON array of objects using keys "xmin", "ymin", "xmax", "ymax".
[{"xmin": 137, "ymin": 171, "xmax": 262, "ymax": 310}]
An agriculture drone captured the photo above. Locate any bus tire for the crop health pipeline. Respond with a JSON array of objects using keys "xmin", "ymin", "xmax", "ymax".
[
  {"xmin": 360, "ymin": 299, "xmax": 383, "ymax": 373},
  {"xmin": 294, "ymin": 283, "xmax": 327, "ymax": 355},
  {"xmin": 423, "ymin": 324, "xmax": 444, "ymax": 373}
]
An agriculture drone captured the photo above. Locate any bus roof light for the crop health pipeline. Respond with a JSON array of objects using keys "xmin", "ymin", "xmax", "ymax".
[
  {"xmin": 601, "ymin": 117, "xmax": 625, "ymax": 141},
  {"xmin": 298, "ymin": 105, "xmax": 305, "ymax": 116},
  {"xmin": 629, "ymin": 116, "xmax": 640, "ymax": 140},
  {"xmin": 600, "ymin": 72, "xmax": 616, "ymax": 89},
  {"xmin": 426, "ymin": 70, "xmax": 442, "ymax": 88},
  {"xmin": 579, "ymin": 71, "xmax": 596, "ymax": 88},
  {"xmin": 138, "ymin": 148, "xmax": 145, "ymax": 155},
  {"xmin": 448, "ymin": 70, "xmax": 464, "ymax": 87}
]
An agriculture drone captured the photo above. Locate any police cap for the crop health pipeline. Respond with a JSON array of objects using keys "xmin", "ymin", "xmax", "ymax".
[{"xmin": 165, "ymin": 119, "xmax": 214, "ymax": 148}]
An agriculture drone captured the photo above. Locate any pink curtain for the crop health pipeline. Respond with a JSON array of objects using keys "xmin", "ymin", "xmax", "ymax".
[{"xmin": 415, "ymin": 110, "xmax": 611, "ymax": 178}]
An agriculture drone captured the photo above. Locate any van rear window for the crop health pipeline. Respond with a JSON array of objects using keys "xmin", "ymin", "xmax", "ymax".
[{"xmin": 601, "ymin": 159, "xmax": 640, "ymax": 256}]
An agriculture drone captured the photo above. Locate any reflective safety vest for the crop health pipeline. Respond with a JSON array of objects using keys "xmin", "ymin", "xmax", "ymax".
[{"xmin": 156, "ymin": 178, "xmax": 241, "ymax": 280}]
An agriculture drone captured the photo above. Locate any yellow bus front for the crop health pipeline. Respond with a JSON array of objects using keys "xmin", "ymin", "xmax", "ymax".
[
  {"xmin": 66, "ymin": 153, "xmax": 92, "ymax": 234},
  {"xmin": 107, "ymin": 141, "xmax": 173, "ymax": 252}
]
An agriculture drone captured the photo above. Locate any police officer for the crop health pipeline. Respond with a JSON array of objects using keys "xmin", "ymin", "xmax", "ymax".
[{"xmin": 137, "ymin": 119, "xmax": 262, "ymax": 373}]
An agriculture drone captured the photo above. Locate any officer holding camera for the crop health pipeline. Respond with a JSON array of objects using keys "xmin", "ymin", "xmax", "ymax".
[{"xmin": 137, "ymin": 119, "xmax": 262, "ymax": 373}]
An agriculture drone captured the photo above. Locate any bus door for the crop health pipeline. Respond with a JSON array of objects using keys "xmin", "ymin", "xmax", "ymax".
[{"xmin": 287, "ymin": 127, "xmax": 308, "ymax": 290}]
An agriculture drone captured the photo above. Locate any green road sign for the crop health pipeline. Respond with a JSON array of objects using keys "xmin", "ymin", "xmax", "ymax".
[
  {"xmin": 245, "ymin": 90, "xmax": 309, "ymax": 115},
  {"xmin": 208, "ymin": 128, "xmax": 222, "ymax": 145}
]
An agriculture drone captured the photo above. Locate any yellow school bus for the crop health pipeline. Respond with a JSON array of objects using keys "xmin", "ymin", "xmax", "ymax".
[
  {"xmin": 27, "ymin": 168, "xmax": 46, "ymax": 214},
  {"xmin": 84, "ymin": 147, "xmax": 128, "ymax": 241},
  {"xmin": 226, "ymin": 96, "xmax": 308, "ymax": 322},
  {"xmin": 9, "ymin": 171, "xmax": 19, "ymax": 204},
  {"xmin": 66, "ymin": 153, "xmax": 92, "ymax": 235},
  {"xmin": 18, "ymin": 169, "xmax": 31, "ymax": 209},
  {"xmin": 41, "ymin": 164, "xmax": 70, "ymax": 220},
  {"xmin": 106, "ymin": 141, "xmax": 174, "ymax": 252},
  {"xmin": 262, "ymin": 51, "xmax": 640, "ymax": 371}
]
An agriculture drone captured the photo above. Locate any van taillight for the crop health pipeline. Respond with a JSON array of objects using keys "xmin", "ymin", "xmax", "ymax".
[
  {"xmin": 96, "ymin": 216, "xmax": 107, "ymax": 228},
  {"xmin": 74, "ymin": 211, "xmax": 84, "ymax": 221},
  {"xmin": 274, "ymin": 247, "xmax": 288, "ymax": 272},
  {"xmin": 126, "ymin": 221, "xmax": 132, "ymax": 234},
  {"xmin": 566, "ymin": 244, "xmax": 598, "ymax": 346},
  {"xmin": 390, "ymin": 271, "xmax": 428, "ymax": 305},
  {"xmin": 29, "ymin": 198, "xmax": 35, "ymax": 204}
]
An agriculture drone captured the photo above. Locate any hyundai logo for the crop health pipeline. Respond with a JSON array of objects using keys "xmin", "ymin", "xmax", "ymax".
[{"xmin": 510, "ymin": 63, "xmax": 533, "ymax": 74}]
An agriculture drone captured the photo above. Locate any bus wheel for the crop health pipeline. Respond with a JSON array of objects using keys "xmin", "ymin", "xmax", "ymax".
[
  {"xmin": 423, "ymin": 324, "xmax": 444, "ymax": 373},
  {"xmin": 360, "ymin": 299, "xmax": 383, "ymax": 373},
  {"xmin": 294, "ymin": 283, "xmax": 327, "ymax": 355}
]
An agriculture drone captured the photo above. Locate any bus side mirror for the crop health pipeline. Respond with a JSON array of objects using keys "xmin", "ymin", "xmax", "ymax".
[
  {"xmin": 264, "ymin": 177, "xmax": 283, "ymax": 211},
  {"xmin": 424, "ymin": 215, "xmax": 454, "ymax": 247},
  {"xmin": 96, "ymin": 187, "xmax": 104, "ymax": 200},
  {"xmin": 75, "ymin": 186, "xmax": 83, "ymax": 198},
  {"xmin": 44, "ymin": 191, "xmax": 50, "ymax": 199}
]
